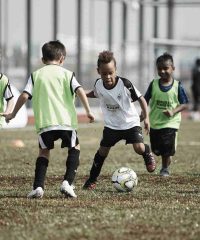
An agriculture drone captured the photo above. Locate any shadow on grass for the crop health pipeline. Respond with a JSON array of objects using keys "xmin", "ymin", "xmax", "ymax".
[
  {"xmin": 176, "ymin": 190, "xmax": 199, "ymax": 194},
  {"xmin": 0, "ymin": 195, "xmax": 27, "ymax": 199}
]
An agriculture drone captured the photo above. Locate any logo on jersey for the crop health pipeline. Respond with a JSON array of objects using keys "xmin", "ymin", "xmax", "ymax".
[
  {"xmin": 156, "ymin": 100, "xmax": 172, "ymax": 109},
  {"xmin": 106, "ymin": 104, "xmax": 119, "ymax": 111}
]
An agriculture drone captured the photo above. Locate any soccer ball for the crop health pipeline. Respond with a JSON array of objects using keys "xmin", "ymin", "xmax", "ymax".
[{"xmin": 111, "ymin": 167, "xmax": 138, "ymax": 192}]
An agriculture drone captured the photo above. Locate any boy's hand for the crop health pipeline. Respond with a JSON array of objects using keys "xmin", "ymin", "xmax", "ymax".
[
  {"xmin": 0, "ymin": 112, "xmax": 14, "ymax": 123},
  {"xmin": 0, "ymin": 112, "xmax": 9, "ymax": 118},
  {"xmin": 143, "ymin": 118, "xmax": 150, "ymax": 135},
  {"xmin": 163, "ymin": 109, "xmax": 174, "ymax": 117},
  {"xmin": 87, "ymin": 112, "xmax": 95, "ymax": 123}
]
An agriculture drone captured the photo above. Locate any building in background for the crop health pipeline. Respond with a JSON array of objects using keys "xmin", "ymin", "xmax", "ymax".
[{"xmin": 0, "ymin": 0, "xmax": 200, "ymax": 100}]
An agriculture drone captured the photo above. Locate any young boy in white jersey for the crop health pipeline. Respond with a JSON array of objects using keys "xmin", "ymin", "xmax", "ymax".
[
  {"xmin": 3, "ymin": 40, "xmax": 95, "ymax": 198},
  {"xmin": 0, "ymin": 73, "xmax": 14, "ymax": 127},
  {"xmin": 83, "ymin": 50, "xmax": 156, "ymax": 190},
  {"xmin": 144, "ymin": 53, "xmax": 189, "ymax": 176}
]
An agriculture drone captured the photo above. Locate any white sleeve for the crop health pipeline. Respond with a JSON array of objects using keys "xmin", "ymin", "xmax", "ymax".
[
  {"xmin": 23, "ymin": 76, "xmax": 33, "ymax": 96},
  {"xmin": 71, "ymin": 75, "xmax": 81, "ymax": 92},
  {"xmin": 93, "ymin": 79, "xmax": 100, "ymax": 98},
  {"xmin": 93, "ymin": 85, "xmax": 98, "ymax": 97},
  {"xmin": 134, "ymin": 86, "xmax": 142, "ymax": 98},
  {"xmin": 4, "ymin": 83, "xmax": 14, "ymax": 100}
]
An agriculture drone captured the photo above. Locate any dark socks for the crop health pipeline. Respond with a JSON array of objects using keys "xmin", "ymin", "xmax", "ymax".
[
  {"xmin": 89, "ymin": 151, "xmax": 106, "ymax": 182},
  {"xmin": 33, "ymin": 157, "xmax": 49, "ymax": 190},
  {"xmin": 142, "ymin": 144, "xmax": 151, "ymax": 156},
  {"xmin": 64, "ymin": 148, "xmax": 80, "ymax": 185}
]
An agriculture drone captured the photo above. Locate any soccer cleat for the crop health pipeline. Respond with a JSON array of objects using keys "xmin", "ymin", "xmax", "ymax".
[
  {"xmin": 82, "ymin": 179, "xmax": 96, "ymax": 190},
  {"xmin": 160, "ymin": 168, "xmax": 170, "ymax": 177},
  {"xmin": 27, "ymin": 187, "xmax": 44, "ymax": 199},
  {"xmin": 60, "ymin": 180, "xmax": 77, "ymax": 198},
  {"xmin": 143, "ymin": 152, "xmax": 156, "ymax": 173}
]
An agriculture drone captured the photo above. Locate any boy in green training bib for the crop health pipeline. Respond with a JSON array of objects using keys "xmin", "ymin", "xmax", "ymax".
[
  {"xmin": 3, "ymin": 40, "xmax": 94, "ymax": 198},
  {"xmin": 144, "ymin": 53, "xmax": 189, "ymax": 176}
]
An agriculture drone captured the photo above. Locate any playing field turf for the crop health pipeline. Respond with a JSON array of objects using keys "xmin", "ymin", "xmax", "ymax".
[{"xmin": 0, "ymin": 120, "xmax": 199, "ymax": 240}]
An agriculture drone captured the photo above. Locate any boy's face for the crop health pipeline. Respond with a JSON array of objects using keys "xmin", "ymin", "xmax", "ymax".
[
  {"xmin": 157, "ymin": 60, "xmax": 175, "ymax": 81},
  {"xmin": 97, "ymin": 60, "xmax": 117, "ymax": 89}
]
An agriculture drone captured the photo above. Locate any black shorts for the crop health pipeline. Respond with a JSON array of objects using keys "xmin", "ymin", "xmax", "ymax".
[
  {"xmin": 150, "ymin": 128, "xmax": 177, "ymax": 157},
  {"xmin": 100, "ymin": 126, "xmax": 144, "ymax": 147},
  {"xmin": 38, "ymin": 130, "xmax": 79, "ymax": 150}
]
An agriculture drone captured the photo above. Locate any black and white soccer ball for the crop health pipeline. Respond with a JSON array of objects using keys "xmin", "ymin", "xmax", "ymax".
[{"xmin": 111, "ymin": 167, "xmax": 138, "ymax": 192}]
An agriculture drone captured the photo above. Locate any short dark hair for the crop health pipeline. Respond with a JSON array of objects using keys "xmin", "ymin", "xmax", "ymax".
[
  {"xmin": 156, "ymin": 52, "xmax": 174, "ymax": 66},
  {"xmin": 97, "ymin": 50, "xmax": 116, "ymax": 68},
  {"xmin": 42, "ymin": 40, "xmax": 66, "ymax": 62}
]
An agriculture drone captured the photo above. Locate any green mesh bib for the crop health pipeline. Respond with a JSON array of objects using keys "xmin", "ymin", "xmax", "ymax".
[
  {"xmin": 149, "ymin": 79, "xmax": 181, "ymax": 129},
  {"xmin": 32, "ymin": 65, "xmax": 78, "ymax": 132}
]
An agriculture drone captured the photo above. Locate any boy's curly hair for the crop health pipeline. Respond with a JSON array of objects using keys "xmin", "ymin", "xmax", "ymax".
[{"xmin": 97, "ymin": 50, "xmax": 116, "ymax": 68}]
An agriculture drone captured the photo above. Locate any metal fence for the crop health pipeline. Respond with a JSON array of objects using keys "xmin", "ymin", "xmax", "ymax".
[{"xmin": 0, "ymin": 0, "xmax": 200, "ymax": 103}]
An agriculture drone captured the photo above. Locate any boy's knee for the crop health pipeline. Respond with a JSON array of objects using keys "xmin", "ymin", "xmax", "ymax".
[
  {"xmin": 74, "ymin": 144, "xmax": 80, "ymax": 151},
  {"xmin": 98, "ymin": 147, "xmax": 110, "ymax": 157},
  {"xmin": 133, "ymin": 143, "xmax": 145, "ymax": 155},
  {"xmin": 39, "ymin": 148, "xmax": 50, "ymax": 159}
]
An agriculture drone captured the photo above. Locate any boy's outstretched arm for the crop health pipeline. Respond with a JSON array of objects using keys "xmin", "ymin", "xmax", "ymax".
[
  {"xmin": 138, "ymin": 96, "xmax": 150, "ymax": 134},
  {"xmin": 76, "ymin": 87, "xmax": 95, "ymax": 123},
  {"xmin": 1, "ymin": 92, "xmax": 29, "ymax": 122}
]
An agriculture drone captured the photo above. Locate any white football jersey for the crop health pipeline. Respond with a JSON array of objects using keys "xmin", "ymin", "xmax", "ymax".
[{"xmin": 94, "ymin": 77, "xmax": 142, "ymax": 130}]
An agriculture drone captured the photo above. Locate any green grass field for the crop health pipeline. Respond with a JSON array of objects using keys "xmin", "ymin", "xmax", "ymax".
[{"xmin": 0, "ymin": 120, "xmax": 200, "ymax": 240}]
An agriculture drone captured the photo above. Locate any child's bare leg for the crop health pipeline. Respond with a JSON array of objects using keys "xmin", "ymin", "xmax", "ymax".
[
  {"xmin": 160, "ymin": 155, "xmax": 172, "ymax": 176},
  {"xmin": 161, "ymin": 155, "xmax": 171, "ymax": 169},
  {"xmin": 132, "ymin": 143, "xmax": 156, "ymax": 172}
]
